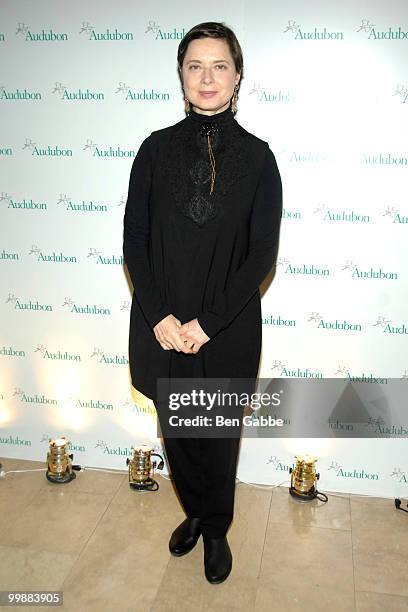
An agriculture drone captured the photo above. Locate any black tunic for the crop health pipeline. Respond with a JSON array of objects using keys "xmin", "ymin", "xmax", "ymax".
[{"xmin": 123, "ymin": 105, "xmax": 282, "ymax": 404}]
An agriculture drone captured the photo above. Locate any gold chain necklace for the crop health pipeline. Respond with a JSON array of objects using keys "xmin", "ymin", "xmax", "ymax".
[{"xmin": 200, "ymin": 123, "xmax": 221, "ymax": 194}]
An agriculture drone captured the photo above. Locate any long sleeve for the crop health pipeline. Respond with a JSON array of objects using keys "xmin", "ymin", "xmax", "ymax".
[
  {"xmin": 197, "ymin": 145, "xmax": 282, "ymax": 339},
  {"xmin": 123, "ymin": 135, "xmax": 173, "ymax": 330}
]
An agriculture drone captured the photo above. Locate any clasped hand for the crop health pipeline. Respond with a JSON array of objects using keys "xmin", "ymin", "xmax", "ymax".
[{"xmin": 153, "ymin": 314, "xmax": 210, "ymax": 354}]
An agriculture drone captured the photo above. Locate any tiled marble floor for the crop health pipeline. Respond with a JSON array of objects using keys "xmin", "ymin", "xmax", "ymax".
[{"xmin": 0, "ymin": 457, "xmax": 407, "ymax": 611}]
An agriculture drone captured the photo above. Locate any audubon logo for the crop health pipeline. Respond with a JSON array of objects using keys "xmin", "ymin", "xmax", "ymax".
[
  {"xmin": 0, "ymin": 249, "xmax": 19, "ymax": 261},
  {"xmin": 62, "ymin": 297, "xmax": 111, "ymax": 316},
  {"xmin": 13, "ymin": 387, "xmax": 57, "ymax": 405},
  {"xmin": 123, "ymin": 395, "xmax": 157, "ymax": 417},
  {"xmin": 90, "ymin": 348, "xmax": 128, "ymax": 365},
  {"xmin": 357, "ymin": 19, "xmax": 408, "ymax": 40},
  {"xmin": 52, "ymin": 82, "xmax": 104, "ymax": 101},
  {"xmin": 374, "ymin": 316, "xmax": 408, "ymax": 335},
  {"xmin": 6, "ymin": 292, "xmax": 53, "ymax": 312},
  {"xmin": 362, "ymin": 152, "xmax": 407, "ymax": 165},
  {"xmin": 62, "ymin": 395, "xmax": 114, "ymax": 412},
  {"xmin": 23, "ymin": 138, "xmax": 73, "ymax": 157},
  {"xmin": 328, "ymin": 420, "xmax": 354, "ymax": 432},
  {"xmin": 16, "ymin": 22, "xmax": 68, "ymax": 41},
  {"xmin": 0, "ymin": 85, "xmax": 41, "ymax": 101},
  {"xmin": 308, "ymin": 311, "xmax": 363, "ymax": 332},
  {"xmin": 0, "ymin": 346, "xmax": 25, "ymax": 357},
  {"xmin": 277, "ymin": 257, "xmax": 330, "ymax": 277},
  {"xmin": 270, "ymin": 360, "xmax": 323, "ymax": 378},
  {"xmin": 28, "ymin": 245, "xmax": 78, "ymax": 263},
  {"xmin": 0, "ymin": 434, "xmax": 32, "ymax": 446},
  {"xmin": 1, "ymin": 191, "xmax": 47, "ymax": 210},
  {"xmin": 290, "ymin": 151, "xmax": 335, "ymax": 163},
  {"xmin": 88, "ymin": 247, "xmax": 123, "ymax": 265},
  {"xmin": 366, "ymin": 416, "xmax": 408, "ymax": 437},
  {"xmin": 262, "ymin": 314, "xmax": 296, "ymax": 327},
  {"xmin": 342, "ymin": 260, "xmax": 398, "ymax": 280},
  {"xmin": 57, "ymin": 193, "xmax": 108, "ymax": 213},
  {"xmin": 314, "ymin": 203, "xmax": 370, "ymax": 223},
  {"xmin": 335, "ymin": 365, "xmax": 389, "ymax": 385},
  {"xmin": 390, "ymin": 467, "xmax": 407, "ymax": 483},
  {"xmin": 349, "ymin": 373, "xmax": 388, "ymax": 384},
  {"xmin": 79, "ymin": 21, "xmax": 134, "ymax": 41},
  {"xmin": 0, "ymin": 146, "xmax": 12, "ymax": 156},
  {"xmin": 282, "ymin": 208, "xmax": 301, "ymax": 220},
  {"xmin": 145, "ymin": 20, "xmax": 186, "ymax": 40},
  {"xmin": 115, "ymin": 81, "xmax": 170, "ymax": 102},
  {"xmin": 95, "ymin": 440, "xmax": 132, "ymax": 456},
  {"xmin": 393, "ymin": 84, "xmax": 408, "ymax": 105},
  {"xmin": 96, "ymin": 439, "xmax": 163, "ymax": 456},
  {"xmin": 84, "ymin": 138, "xmax": 135, "ymax": 158},
  {"xmin": 34, "ymin": 343, "xmax": 81, "ymax": 362},
  {"xmin": 267, "ymin": 455, "xmax": 292, "ymax": 471},
  {"xmin": 284, "ymin": 20, "xmax": 344, "ymax": 40},
  {"xmin": 328, "ymin": 459, "xmax": 379, "ymax": 480},
  {"xmin": 383, "ymin": 205, "xmax": 408, "ymax": 224},
  {"xmin": 249, "ymin": 82, "xmax": 295, "ymax": 103}
]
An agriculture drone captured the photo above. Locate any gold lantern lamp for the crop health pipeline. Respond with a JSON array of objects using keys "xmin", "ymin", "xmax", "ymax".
[
  {"xmin": 46, "ymin": 435, "xmax": 76, "ymax": 484},
  {"xmin": 126, "ymin": 444, "xmax": 164, "ymax": 491},
  {"xmin": 289, "ymin": 454, "xmax": 322, "ymax": 501}
]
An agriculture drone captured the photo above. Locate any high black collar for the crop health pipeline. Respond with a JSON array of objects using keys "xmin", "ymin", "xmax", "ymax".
[{"xmin": 187, "ymin": 104, "xmax": 236, "ymax": 125}]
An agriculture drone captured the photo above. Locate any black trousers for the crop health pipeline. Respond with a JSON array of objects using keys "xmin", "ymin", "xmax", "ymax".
[
  {"xmin": 154, "ymin": 352, "xmax": 253, "ymax": 538},
  {"xmin": 156, "ymin": 426, "xmax": 243, "ymax": 538}
]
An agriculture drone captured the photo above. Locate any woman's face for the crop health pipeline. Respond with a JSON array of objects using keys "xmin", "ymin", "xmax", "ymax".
[{"xmin": 181, "ymin": 37, "xmax": 240, "ymax": 116}]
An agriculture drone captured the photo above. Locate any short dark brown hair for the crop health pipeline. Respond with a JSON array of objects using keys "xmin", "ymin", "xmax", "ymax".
[{"xmin": 177, "ymin": 21, "xmax": 244, "ymax": 82}]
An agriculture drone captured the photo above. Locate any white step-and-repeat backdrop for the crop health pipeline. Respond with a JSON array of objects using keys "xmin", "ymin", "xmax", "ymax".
[{"xmin": 1, "ymin": 0, "xmax": 407, "ymax": 498}]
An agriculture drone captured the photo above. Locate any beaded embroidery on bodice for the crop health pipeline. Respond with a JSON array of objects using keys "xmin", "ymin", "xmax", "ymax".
[{"xmin": 163, "ymin": 106, "xmax": 249, "ymax": 228}]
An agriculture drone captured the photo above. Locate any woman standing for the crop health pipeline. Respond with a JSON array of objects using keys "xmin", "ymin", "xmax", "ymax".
[{"xmin": 123, "ymin": 22, "xmax": 282, "ymax": 583}]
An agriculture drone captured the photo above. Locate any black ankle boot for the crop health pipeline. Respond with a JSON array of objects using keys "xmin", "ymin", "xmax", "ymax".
[
  {"xmin": 169, "ymin": 517, "xmax": 201, "ymax": 556},
  {"xmin": 203, "ymin": 535, "xmax": 232, "ymax": 583}
]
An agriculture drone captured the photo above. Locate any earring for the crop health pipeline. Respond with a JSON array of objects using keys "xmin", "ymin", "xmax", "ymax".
[
  {"xmin": 231, "ymin": 84, "xmax": 238, "ymax": 115},
  {"xmin": 231, "ymin": 84, "xmax": 239, "ymax": 114},
  {"xmin": 183, "ymin": 94, "xmax": 190, "ymax": 115}
]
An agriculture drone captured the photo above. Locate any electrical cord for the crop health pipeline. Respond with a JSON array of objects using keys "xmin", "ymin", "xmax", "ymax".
[
  {"xmin": 236, "ymin": 477, "xmax": 329, "ymax": 502},
  {"xmin": 71, "ymin": 464, "xmax": 162, "ymax": 491},
  {"xmin": 0, "ymin": 464, "xmax": 129, "ymax": 478},
  {"xmin": 0, "ymin": 467, "xmax": 46, "ymax": 477}
]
